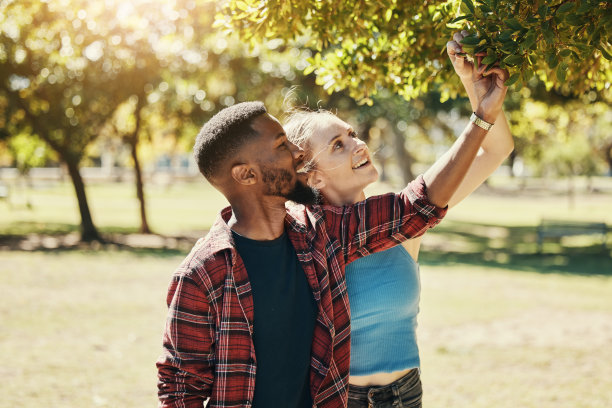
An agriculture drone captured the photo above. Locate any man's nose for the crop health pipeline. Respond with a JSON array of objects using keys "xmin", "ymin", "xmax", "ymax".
[{"xmin": 290, "ymin": 142, "xmax": 305, "ymax": 162}]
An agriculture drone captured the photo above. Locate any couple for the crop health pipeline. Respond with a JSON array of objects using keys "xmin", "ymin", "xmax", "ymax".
[{"xmin": 157, "ymin": 32, "xmax": 513, "ymax": 408}]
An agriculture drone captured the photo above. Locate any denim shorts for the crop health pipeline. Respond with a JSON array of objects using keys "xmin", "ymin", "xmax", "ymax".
[{"xmin": 347, "ymin": 368, "xmax": 422, "ymax": 408}]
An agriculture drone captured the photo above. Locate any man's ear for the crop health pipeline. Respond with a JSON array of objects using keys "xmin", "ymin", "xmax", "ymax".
[
  {"xmin": 230, "ymin": 164, "xmax": 257, "ymax": 186},
  {"xmin": 307, "ymin": 169, "xmax": 326, "ymax": 190}
]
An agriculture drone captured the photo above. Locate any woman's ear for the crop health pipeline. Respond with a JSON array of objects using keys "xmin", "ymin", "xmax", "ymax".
[
  {"xmin": 231, "ymin": 164, "xmax": 257, "ymax": 186},
  {"xmin": 307, "ymin": 169, "xmax": 326, "ymax": 190}
]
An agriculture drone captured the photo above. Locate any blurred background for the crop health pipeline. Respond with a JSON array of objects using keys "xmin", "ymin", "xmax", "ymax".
[{"xmin": 1, "ymin": 0, "xmax": 611, "ymax": 407}]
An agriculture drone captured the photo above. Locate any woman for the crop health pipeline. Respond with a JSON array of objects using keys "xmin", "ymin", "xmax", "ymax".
[{"xmin": 284, "ymin": 32, "xmax": 514, "ymax": 407}]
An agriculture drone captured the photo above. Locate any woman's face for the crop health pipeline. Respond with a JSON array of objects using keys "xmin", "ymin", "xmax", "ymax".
[{"xmin": 306, "ymin": 115, "xmax": 379, "ymax": 205}]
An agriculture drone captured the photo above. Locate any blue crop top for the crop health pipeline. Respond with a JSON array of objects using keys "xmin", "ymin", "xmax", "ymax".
[{"xmin": 345, "ymin": 244, "xmax": 420, "ymax": 376}]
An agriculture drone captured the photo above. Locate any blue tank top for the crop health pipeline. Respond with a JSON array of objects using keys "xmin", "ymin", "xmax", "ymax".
[{"xmin": 345, "ymin": 244, "xmax": 420, "ymax": 376}]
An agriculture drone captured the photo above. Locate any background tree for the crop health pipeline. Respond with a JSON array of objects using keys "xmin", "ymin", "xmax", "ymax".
[
  {"xmin": 0, "ymin": 0, "xmax": 327, "ymax": 240},
  {"xmin": 0, "ymin": 0, "xmax": 120, "ymax": 241}
]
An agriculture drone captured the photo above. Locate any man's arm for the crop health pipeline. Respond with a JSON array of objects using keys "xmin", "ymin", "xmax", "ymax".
[
  {"xmin": 423, "ymin": 34, "xmax": 509, "ymax": 208},
  {"xmin": 157, "ymin": 271, "xmax": 215, "ymax": 408}
]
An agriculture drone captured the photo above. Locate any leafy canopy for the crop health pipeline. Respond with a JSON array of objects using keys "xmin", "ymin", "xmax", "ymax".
[{"xmin": 218, "ymin": 0, "xmax": 611, "ymax": 104}]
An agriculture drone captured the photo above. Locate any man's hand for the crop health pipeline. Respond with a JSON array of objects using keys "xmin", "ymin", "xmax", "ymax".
[{"xmin": 447, "ymin": 31, "xmax": 509, "ymax": 123}]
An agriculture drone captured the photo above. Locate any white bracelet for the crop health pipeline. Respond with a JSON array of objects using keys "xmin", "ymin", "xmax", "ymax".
[{"xmin": 470, "ymin": 112, "xmax": 494, "ymax": 131}]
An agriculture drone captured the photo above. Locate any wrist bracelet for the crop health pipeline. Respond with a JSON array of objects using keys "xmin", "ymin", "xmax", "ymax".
[{"xmin": 470, "ymin": 112, "xmax": 494, "ymax": 131}]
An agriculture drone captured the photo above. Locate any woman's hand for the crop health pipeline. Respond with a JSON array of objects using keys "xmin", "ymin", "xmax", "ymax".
[
  {"xmin": 447, "ymin": 31, "xmax": 509, "ymax": 123},
  {"xmin": 447, "ymin": 30, "xmax": 474, "ymax": 80}
]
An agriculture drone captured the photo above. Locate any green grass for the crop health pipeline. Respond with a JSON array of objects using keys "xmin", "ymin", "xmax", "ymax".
[
  {"xmin": 1, "ymin": 179, "xmax": 228, "ymax": 235},
  {"xmin": 419, "ymin": 264, "xmax": 612, "ymax": 408},
  {"xmin": 1, "ymin": 176, "xmax": 611, "ymax": 407},
  {"xmin": 1, "ymin": 251, "xmax": 611, "ymax": 408},
  {"xmin": 0, "ymin": 251, "xmax": 176, "ymax": 408}
]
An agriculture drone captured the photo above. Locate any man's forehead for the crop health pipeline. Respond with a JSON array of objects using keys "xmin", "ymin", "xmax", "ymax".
[{"xmin": 251, "ymin": 113, "xmax": 285, "ymax": 136}]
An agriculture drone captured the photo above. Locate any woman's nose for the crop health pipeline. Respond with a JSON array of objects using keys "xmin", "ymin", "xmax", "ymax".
[{"xmin": 353, "ymin": 138, "xmax": 367, "ymax": 154}]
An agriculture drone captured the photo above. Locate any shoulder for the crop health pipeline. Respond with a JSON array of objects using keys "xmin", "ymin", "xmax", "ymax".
[{"xmin": 173, "ymin": 232, "xmax": 233, "ymax": 295}]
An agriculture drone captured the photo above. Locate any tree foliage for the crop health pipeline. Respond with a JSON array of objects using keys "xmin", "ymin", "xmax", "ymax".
[{"xmin": 219, "ymin": 0, "xmax": 612, "ymax": 104}]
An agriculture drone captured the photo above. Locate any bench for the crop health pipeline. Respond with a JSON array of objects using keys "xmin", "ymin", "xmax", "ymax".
[{"xmin": 537, "ymin": 219, "xmax": 607, "ymax": 252}]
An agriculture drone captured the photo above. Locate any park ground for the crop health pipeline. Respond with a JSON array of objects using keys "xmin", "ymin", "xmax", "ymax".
[{"xmin": 1, "ymin": 176, "xmax": 611, "ymax": 407}]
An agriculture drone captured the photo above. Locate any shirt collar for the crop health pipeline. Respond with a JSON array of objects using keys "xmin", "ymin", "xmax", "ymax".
[{"xmin": 201, "ymin": 203, "xmax": 310, "ymax": 255}]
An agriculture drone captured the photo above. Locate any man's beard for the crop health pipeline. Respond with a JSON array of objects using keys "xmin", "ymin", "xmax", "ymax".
[{"xmin": 261, "ymin": 165, "xmax": 320, "ymax": 205}]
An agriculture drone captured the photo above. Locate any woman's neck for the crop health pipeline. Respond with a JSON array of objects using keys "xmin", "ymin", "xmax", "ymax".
[{"xmin": 324, "ymin": 189, "xmax": 366, "ymax": 206}]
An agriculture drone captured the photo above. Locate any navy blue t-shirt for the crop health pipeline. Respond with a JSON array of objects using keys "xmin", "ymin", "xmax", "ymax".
[{"xmin": 232, "ymin": 230, "xmax": 317, "ymax": 408}]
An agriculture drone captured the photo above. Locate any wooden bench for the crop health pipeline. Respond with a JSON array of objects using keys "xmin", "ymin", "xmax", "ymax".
[{"xmin": 537, "ymin": 219, "xmax": 607, "ymax": 252}]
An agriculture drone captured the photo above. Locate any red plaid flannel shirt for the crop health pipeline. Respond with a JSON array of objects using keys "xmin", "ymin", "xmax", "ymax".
[{"xmin": 157, "ymin": 175, "xmax": 446, "ymax": 408}]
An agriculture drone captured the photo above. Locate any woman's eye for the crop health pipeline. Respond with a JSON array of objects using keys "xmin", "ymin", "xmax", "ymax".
[
  {"xmin": 333, "ymin": 141, "xmax": 343, "ymax": 150},
  {"xmin": 350, "ymin": 131, "xmax": 358, "ymax": 139}
]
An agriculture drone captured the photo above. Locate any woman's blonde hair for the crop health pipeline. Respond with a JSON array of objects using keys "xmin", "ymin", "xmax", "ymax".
[{"xmin": 284, "ymin": 108, "xmax": 337, "ymax": 172}]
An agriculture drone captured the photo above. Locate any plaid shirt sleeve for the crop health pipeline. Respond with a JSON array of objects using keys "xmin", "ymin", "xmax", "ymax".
[
  {"xmin": 157, "ymin": 262, "xmax": 216, "ymax": 408},
  {"xmin": 320, "ymin": 174, "xmax": 447, "ymax": 263}
]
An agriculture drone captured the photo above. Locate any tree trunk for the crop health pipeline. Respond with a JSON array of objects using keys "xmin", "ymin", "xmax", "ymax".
[
  {"xmin": 128, "ymin": 96, "xmax": 151, "ymax": 234},
  {"xmin": 65, "ymin": 158, "xmax": 101, "ymax": 242},
  {"xmin": 393, "ymin": 129, "xmax": 415, "ymax": 185},
  {"xmin": 508, "ymin": 149, "xmax": 517, "ymax": 178},
  {"xmin": 130, "ymin": 139, "xmax": 151, "ymax": 234}
]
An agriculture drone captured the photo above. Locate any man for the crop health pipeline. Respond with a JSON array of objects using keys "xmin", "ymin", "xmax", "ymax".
[{"xmin": 157, "ymin": 55, "xmax": 508, "ymax": 407}]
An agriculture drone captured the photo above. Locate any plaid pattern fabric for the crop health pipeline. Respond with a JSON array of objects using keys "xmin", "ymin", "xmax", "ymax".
[{"xmin": 157, "ymin": 175, "xmax": 446, "ymax": 408}]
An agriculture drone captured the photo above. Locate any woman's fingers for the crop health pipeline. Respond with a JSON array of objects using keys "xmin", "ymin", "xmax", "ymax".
[
  {"xmin": 446, "ymin": 40, "xmax": 460, "ymax": 54},
  {"xmin": 453, "ymin": 31, "xmax": 464, "ymax": 44}
]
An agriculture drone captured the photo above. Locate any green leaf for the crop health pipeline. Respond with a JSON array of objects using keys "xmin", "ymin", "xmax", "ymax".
[
  {"xmin": 543, "ymin": 25, "xmax": 554, "ymax": 44},
  {"xmin": 521, "ymin": 32, "xmax": 537, "ymax": 52},
  {"xmin": 547, "ymin": 52, "xmax": 560, "ymax": 69},
  {"xmin": 503, "ymin": 54, "xmax": 523, "ymax": 66},
  {"xmin": 597, "ymin": 46, "xmax": 612, "ymax": 61},
  {"xmin": 504, "ymin": 72, "xmax": 520, "ymax": 86},
  {"xmin": 460, "ymin": 35, "xmax": 480, "ymax": 45},
  {"xmin": 557, "ymin": 3, "xmax": 574, "ymax": 14},
  {"xmin": 235, "ymin": 1, "xmax": 249, "ymax": 11},
  {"xmin": 565, "ymin": 14, "xmax": 584, "ymax": 26},
  {"xmin": 481, "ymin": 55, "xmax": 497, "ymax": 65},
  {"xmin": 385, "ymin": 8, "xmax": 393, "ymax": 22},
  {"xmin": 479, "ymin": 4, "xmax": 492, "ymax": 14},
  {"xmin": 450, "ymin": 15, "xmax": 470, "ymax": 24},
  {"xmin": 498, "ymin": 30, "xmax": 513, "ymax": 42},
  {"xmin": 505, "ymin": 18, "xmax": 524, "ymax": 31},
  {"xmin": 303, "ymin": 64, "xmax": 316, "ymax": 75},
  {"xmin": 556, "ymin": 64, "xmax": 567, "ymax": 82},
  {"xmin": 462, "ymin": 0, "xmax": 475, "ymax": 14},
  {"xmin": 501, "ymin": 40, "xmax": 518, "ymax": 52},
  {"xmin": 559, "ymin": 49, "xmax": 571, "ymax": 58}
]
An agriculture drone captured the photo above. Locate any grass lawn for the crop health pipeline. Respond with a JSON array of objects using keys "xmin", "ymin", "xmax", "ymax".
[
  {"xmin": 1, "ymin": 176, "xmax": 611, "ymax": 407},
  {"xmin": 1, "ymin": 251, "xmax": 610, "ymax": 408}
]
